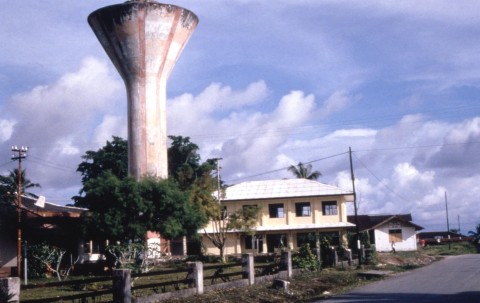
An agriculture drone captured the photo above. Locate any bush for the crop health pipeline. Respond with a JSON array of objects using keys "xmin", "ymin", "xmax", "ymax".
[
  {"xmin": 0, "ymin": 283, "xmax": 14, "ymax": 302},
  {"xmin": 293, "ymin": 243, "xmax": 320, "ymax": 271}
]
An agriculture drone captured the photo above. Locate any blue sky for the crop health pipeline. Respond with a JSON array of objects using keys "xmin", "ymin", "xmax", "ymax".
[{"xmin": 1, "ymin": 1, "xmax": 480, "ymax": 233}]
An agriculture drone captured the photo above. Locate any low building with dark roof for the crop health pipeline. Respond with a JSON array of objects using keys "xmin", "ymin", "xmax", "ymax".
[
  {"xmin": 0, "ymin": 195, "xmax": 87, "ymax": 277},
  {"xmin": 348, "ymin": 214, "xmax": 424, "ymax": 252}
]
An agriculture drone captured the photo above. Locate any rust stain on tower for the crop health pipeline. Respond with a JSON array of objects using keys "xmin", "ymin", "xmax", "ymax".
[{"xmin": 88, "ymin": 0, "xmax": 198, "ymax": 179}]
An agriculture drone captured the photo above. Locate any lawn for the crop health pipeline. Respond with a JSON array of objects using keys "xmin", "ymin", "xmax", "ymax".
[{"xmin": 421, "ymin": 241, "xmax": 477, "ymax": 256}]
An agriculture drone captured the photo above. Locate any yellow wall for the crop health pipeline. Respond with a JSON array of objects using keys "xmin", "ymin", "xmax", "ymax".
[
  {"xmin": 201, "ymin": 195, "xmax": 350, "ymax": 255},
  {"xmin": 202, "ymin": 195, "xmax": 348, "ymax": 231}
]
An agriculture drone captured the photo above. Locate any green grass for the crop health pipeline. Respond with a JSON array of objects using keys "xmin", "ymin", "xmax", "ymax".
[
  {"xmin": 20, "ymin": 263, "xmax": 245, "ymax": 302},
  {"xmin": 421, "ymin": 241, "xmax": 476, "ymax": 256}
]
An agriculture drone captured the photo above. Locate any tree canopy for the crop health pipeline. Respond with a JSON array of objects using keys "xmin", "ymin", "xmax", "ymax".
[
  {"xmin": 288, "ymin": 162, "xmax": 322, "ymax": 180},
  {"xmin": 77, "ymin": 172, "xmax": 207, "ymax": 242},
  {"xmin": 74, "ymin": 136, "xmax": 212, "ymax": 243},
  {"xmin": 76, "ymin": 136, "xmax": 128, "ymax": 185},
  {"xmin": 0, "ymin": 168, "xmax": 41, "ymax": 197},
  {"xmin": 0, "ymin": 169, "xmax": 40, "ymax": 232}
]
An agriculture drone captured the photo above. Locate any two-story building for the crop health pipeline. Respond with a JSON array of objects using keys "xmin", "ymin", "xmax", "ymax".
[{"xmin": 200, "ymin": 179, "xmax": 355, "ymax": 256}]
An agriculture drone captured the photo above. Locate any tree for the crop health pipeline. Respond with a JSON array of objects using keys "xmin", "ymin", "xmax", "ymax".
[
  {"xmin": 0, "ymin": 168, "xmax": 41, "ymax": 197},
  {"xmin": 76, "ymin": 172, "xmax": 148, "ymax": 242},
  {"xmin": 76, "ymin": 172, "xmax": 207, "ymax": 243},
  {"xmin": 288, "ymin": 162, "xmax": 321, "ymax": 180},
  {"xmin": 29, "ymin": 242, "xmax": 79, "ymax": 281},
  {"xmin": 76, "ymin": 136, "xmax": 128, "ymax": 185},
  {"xmin": 168, "ymin": 135, "xmax": 202, "ymax": 190},
  {"xmin": 167, "ymin": 136, "xmax": 262, "ymax": 260},
  {"xmin": 202, "ymin": 205, "xmax": 260, "ymax": 262},
  {"xmin": 0, "ymin": 174, "xmax": 17, "ymax": 232},
  {"xmin": 468, "ymin": 224, "xmax": 480, "ymax": 242},
  {"xmin": 0, "ymin": 169, "xmax": 40, "ymax": 232}
]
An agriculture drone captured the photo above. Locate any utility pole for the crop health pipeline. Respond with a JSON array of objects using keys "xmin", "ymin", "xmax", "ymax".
[
  {"xmin": 458, "ymin": 215, "xmax": 461, "ymax": 235},
  {"xmin": 11, "ymin": 145, "xmax": 28, "ymax": 278},
  {"xmin": 445, "ymin": 191, "xmax": 451, "ymax": 250},
  {"xmin": 349, "ymin": 147, "xmax": 361, "ymax": 266}
]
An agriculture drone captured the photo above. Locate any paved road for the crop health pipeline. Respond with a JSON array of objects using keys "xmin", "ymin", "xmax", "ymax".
[{"xmin": 318, "ymin": 254, "xmax": 480, "ymax": 303}]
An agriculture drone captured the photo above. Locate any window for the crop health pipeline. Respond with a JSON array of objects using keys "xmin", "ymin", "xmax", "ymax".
[
  {"xmin": 322, "ymin": 201, "xmax": 338, "ymax": 216},
  {"xmin": 269, "ymin": 203, "xmax": 284, "ymax": 218},
  {"xmin": 295, "ymin": 202, "xmax": 311, "ymax": 217},
  {"xmin": 266, "ymin": 234, "xmax": 287, "ymax": 253},
  {"xmin": 389, "ymin": 229, "xmax": 402, "ymax": 243},
  {"xmin": 245, "ymin": 235, "xmax": 263, "ymax": 252}
]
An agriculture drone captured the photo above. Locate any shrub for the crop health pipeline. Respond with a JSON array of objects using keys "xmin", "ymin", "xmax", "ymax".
[
  {"xmin": 293, "ymin": 243, "xmax": 321, "ymax": 271},
  {"xmin": 0, "ymin": 283, "xmax": 14, "ymax": 302}
]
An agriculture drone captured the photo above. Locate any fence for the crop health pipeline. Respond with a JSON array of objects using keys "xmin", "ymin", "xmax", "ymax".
[{"xmin": 3, "ymin": 248, "xmax": 353, "ymax": 303}]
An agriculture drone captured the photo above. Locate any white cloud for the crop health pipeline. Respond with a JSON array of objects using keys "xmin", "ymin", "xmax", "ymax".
[
  {"xmin": 319, "ymin": 90, "xmax": 354, "ymax": 118},
  {"xmin": 0, "ymin": 119, "xmax": 15, "ymax": 143},
  {"xmin": 92, "ymin": 115, "xmax": 128, "ymax": 146},
  {"xmin": 0, "ymin": 57, "xmax": 123, "ymax": 199},
  {"xmin": 52, "ymin": 138, "xmax": 80, "ymax": 156},
  {"xmin": 3, "ymin": 57, "xmax": 123, "ymax": 149},
  {"xmin": 393, "ymin": 162, "xmax": 435, "ymax": 188}
]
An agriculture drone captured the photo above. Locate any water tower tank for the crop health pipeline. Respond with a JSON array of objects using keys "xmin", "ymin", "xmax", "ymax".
[{"xmin": 88, "ymin": 0, "xmax": 198, "ymax": 179}]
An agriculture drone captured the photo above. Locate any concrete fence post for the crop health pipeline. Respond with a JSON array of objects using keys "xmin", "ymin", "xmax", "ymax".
[
  {"xmin": 280, "ymin": 251, "xmax": 292, "ymax": 278},
  {"xmin": 331, "ymin": 247, "xmax": 338, "ymax": 267},
  {"xmin": 188, "ymin": 261, "xmax": 203, "ymax": 294},
  {"xmin": 345, "ymin": 248, "xmax": 352, "ymax": 265},
  {"xmin": 0, "ymin": 277, "xmax": 20, "ymax": 302},
  {"xmin": 241, "ymin": 253, "xmax": 254, "ymax": 285},
  {"xmin": 314, "ymin": 247, "xmax": 322, "ymax": 265},
  {"xmin": 112, "ymin": 269, "xmax": 131, "ymax": 303}
]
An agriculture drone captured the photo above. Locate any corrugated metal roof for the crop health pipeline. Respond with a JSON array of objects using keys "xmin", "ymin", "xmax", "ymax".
[
  {"xmin": 22, "ymin": 195, "xmax": 87, "ymax": 215},
  {"xmin": 221, "ymin": 179, "xmax": 354, "ymax": 201}
]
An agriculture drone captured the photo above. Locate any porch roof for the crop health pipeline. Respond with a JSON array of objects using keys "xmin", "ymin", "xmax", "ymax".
[{"xmin": 199, "ymin": 222, "xmax": 355, "ymax": 234}]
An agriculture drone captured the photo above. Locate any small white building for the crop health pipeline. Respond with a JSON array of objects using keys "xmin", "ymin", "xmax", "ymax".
[{"xmin": 348, "ymin": 214, "xmax": 423, "ymax": 252}]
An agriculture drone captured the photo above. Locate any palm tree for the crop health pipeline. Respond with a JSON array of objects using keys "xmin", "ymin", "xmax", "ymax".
[
  {"xmin": 1, "ymin": 169, "xmax": 41, "ymax": 197},
  {"xmin": 468, "ymin": 224, "xmax": 480, "ymax": 242},
  {"xmin": 287, "ymin": 162, "xmax": 322, "ymax": 180}
]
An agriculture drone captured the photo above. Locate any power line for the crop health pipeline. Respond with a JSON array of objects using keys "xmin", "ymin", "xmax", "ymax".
[
  {"xmin": 0, "ymin": 160, "xmax": 14, "ymax": 168},
  {"xmin": 355, "ymin": 141, "xmax": 480, "ymax": 153},
  {"xmin": 225, "ymin": 151, "xmax": 348, "ymax": 183},
  {"xmin": 27, "ymin": 155, "xmax": 77, "ymax": 173},
  {"xmin": 352, "ymin": 152, "xmax": 411, "ymax": 203}
]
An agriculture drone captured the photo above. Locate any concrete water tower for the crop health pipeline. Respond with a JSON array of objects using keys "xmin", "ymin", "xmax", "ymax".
[{"xmin": 88, "ymin": 1, "xmax": 198, "ymax": 179}]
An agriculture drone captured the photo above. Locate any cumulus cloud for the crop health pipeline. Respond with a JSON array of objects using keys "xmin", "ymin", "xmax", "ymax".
[
  {"xmin": 4, "ymin": 57, "xmax": 123, "ymax": 148},
  {"xmin": 0, "ymin": 57, "xmax": 123, "ymax": 199},
  {"xmin": 92, "ymin": 115, "xmax": 128, "ymax": 147},
  {"xmin": 0, "ymin": 119, "xmax": 15, "ymax": 143},
  {"xmin": 319, "ymin": 90, "xmax": 355, "ymax": 118},
  {"xmin": 393, "ymin": 162, "xmax": 434, "ymax": 188},
  {"xmin": 426, "ymin": 117, "xmax": 480, "ymax": 172}
]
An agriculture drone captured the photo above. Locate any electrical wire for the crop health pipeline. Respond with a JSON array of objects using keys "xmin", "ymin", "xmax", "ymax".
[
  {"xmin": 225, "ymin": 151, "xmax": 348, "ymax": 183},
  {"xmin": 352, "ymin": 152, "xmax": 411, "ymax": 203},
  {"xmin": 0, "ymin": 160, "xmax": 14, "ymax": 168},
  {"xmin": 27, "ymin": 155, "xmax": 77, "ymax": 173}
]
